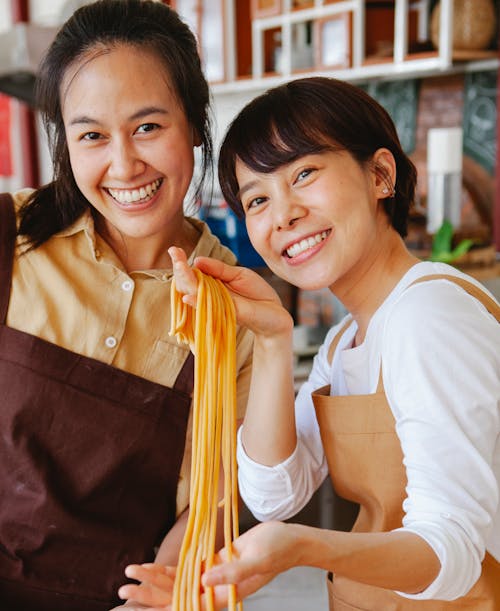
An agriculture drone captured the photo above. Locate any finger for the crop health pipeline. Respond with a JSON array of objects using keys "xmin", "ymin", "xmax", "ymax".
[
  {"xmin": 124, "ymin": 563, "xmax": 176, "ymax": 587},
  {"xmin": 194, "ymin": 257, "xmax": 280, "ymax": 303},
  {"xmin": 167, "ymin": 246, "xmax": 187, "ymax": 266},
  {"xmin": 118, "ymin": 582, "xmax": 171, "ymax": 607},
  {"xmin": 168, "ymin": 247, "xmax": 198, "ymax": 297},
  {"xmin": 202, "ymin": 560, "xmax": 255, "ymax": 588},
  {"xmin": 192, "ymin": 257, "xmax": 244, "ymax": 283}
]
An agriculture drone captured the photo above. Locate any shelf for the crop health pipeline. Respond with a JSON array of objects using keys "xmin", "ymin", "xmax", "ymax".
[
  {"xmin": 211, "ymin": 56, "xmax": 499, "ymax": 96},
  {"xmin": 206, "ymin": 0, "xmax": 499, "ymax": 96}
]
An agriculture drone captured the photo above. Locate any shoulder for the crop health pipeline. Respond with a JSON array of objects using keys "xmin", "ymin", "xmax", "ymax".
[
  {"xmin": 381, "ymin": 264, "xmax": 499, "ymax": 377},
  {"xmin": 8, "ymin": 188, "xmax": 36, "ymax": 219},
  {"xmin": 387, "ymin": 263, "xmax": 498, "ymax": 329}
]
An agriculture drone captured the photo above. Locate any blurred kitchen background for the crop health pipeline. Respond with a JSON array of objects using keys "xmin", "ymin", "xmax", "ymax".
[{"xmin": 0, "ymin": 1, "xmax": 499, "ymax": 609}]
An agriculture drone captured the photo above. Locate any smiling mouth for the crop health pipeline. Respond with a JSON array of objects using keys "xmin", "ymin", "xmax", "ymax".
[
  {"xmin": 284, "ymin": 229, "xmax": 331, "ymax": 258},
  {"xmin": 106, "ymin": 178, "xmax": 163, "ymax": 205}
]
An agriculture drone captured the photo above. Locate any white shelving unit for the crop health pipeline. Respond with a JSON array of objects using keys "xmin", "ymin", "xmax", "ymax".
[{"xmin": 209, "ymin": 0, "xmax": 499, "ymax": 95}]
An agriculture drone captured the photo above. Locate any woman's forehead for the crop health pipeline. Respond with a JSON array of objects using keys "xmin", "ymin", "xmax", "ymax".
[
  {"xmin": 61, "ymin": 43, "xmax": 173, "ymax": 100},
  {"xmin": 60, "ymin": 44, "xmax": 177, "ymax": 118}
]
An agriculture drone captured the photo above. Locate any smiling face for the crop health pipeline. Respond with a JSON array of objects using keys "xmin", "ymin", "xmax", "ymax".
[
  {"xmin": 238, "ymin": 149, "xmax": 394, "ymax": 292},
  {"xmin": 61, "ymin": 44, "xmax": 196, "ymax": 258}
]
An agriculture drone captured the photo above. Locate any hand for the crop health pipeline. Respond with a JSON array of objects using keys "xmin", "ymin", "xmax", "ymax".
[
  {"xmin": 116, "ymin": 522, "xmax": 298, "ymax": 611},
  {"xmin": 109, "ymin": 603, "xmax": 158, "ymax": 611},
  {"xmin": 116, "ymin": 563, "xmax": 175, "ymax": 610},
  {"xmin": 116, "ymin": 562, "xmax": 239, "ymax": 611},
  {"xmin": 168, "ymin": 247, "xmax": 293, "ymax": 338},
  {"xmin": 201, "ymin": 521, "xmax": 299, "ymax": 605}
]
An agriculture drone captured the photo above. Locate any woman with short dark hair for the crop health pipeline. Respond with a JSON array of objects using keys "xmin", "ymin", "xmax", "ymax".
[{"xmin": 126, "ymin": 76, "xmax": 499, "ymax": 610}]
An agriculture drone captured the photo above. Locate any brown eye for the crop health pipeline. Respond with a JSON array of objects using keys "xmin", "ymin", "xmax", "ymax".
[
  {"xmin": 295, "ymin": 168, "xmax": 314, "ymax": 183},
  {"xmin": 246, "ymin": 196, "xmax": 267, "ymax": 211},
  {"xmin": 82, "ymin": 132, "xmax": 101, "ymax": 141},
  {"xmin": 136, "ymin": 123, "xmax": 159, "ymax": 134}
]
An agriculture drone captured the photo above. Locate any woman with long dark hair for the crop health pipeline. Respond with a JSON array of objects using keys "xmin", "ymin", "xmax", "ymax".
[{"xmin": 0, "ymin": 2, "xmax": 252, "ymax": 609}]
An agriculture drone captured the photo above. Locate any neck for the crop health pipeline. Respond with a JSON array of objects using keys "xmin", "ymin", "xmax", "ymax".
[
  {"xmin": 95, "ymin": 216, "xmax": 199, "ymax": 272},
  {"xmin": 332, "ymin": 230, "xmax": 419, "ymax": 345}
]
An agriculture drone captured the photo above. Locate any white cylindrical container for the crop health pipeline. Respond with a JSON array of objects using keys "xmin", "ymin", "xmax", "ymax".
[{"xmin": 426, "ymin": 127, "xmax": 463, "ymax": 233}]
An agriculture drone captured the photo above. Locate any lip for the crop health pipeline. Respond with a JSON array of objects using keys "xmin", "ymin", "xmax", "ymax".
[
  {"xmin": 282, "ymin": 228, "xmax": 332, "ymax": 263},
  {"xmin": 105, "ymin": 178, "xmax": 163, "ymax": 211}
]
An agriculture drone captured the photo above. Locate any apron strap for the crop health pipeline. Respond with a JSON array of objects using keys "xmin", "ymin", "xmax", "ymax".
[
  {"xmin": 327, "ymin": 317, "xmax": 353, "ymax": 365},
  {"xmin": 411, "ymin": 273, "xmax": 500, "ymax": 321},
  {"xmin": 327, "ymin": 273, "xmax": 499, "ymax": 392},
  {"xmin": 0, "ymin": 193, "xmax": 16, "ymax": 325},
  {"xmin": 376, "ymin": 273, "xmax": 500, "ymax": 394}
]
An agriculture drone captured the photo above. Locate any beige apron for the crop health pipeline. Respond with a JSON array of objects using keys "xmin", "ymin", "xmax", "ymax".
[{"xmin": 312, "ymin": 274, "xmax": 500, "ymax": 610}]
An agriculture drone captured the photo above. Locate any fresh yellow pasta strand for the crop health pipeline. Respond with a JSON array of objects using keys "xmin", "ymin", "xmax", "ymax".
[{"xmin": 170, "ymin": 269, "xmax": 241, "ymax": 611}]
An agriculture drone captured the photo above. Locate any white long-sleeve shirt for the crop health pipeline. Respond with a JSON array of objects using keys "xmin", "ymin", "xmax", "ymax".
[{"xmin": 237, "ymin": 261, "xmax": 500, "ymax": 601}]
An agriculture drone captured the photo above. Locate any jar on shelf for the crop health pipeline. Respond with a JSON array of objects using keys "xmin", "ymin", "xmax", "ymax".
[{"xmin": 430, "ymin": 0, "xmax": 497, "ymax": 52}]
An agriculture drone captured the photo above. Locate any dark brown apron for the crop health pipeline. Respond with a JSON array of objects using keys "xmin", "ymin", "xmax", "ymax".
[
  {"xmin": 0, "ymin": 193, "xmax": 193, "ymax": 611},
  {"xmin": 312, "ymin": 275, "xmax": 500, "ymax": 610}
]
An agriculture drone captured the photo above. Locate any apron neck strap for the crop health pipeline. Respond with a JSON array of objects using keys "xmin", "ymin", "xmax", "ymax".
[
  {"xmin": 411, "ymin": 274, "xmax": 500, "ymax": 321},
  {"xmin": 327, "ymin": 317, "xmax": 353, "ymax": 365}
]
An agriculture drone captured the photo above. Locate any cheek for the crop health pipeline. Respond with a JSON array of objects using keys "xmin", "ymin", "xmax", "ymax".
[
  {"xmin": 245, "ymin": 217, "xmax": 268, "ymax": 255},
  {"xmin": 72, "ymin": 151, "xmax": 112, "ymax": 200},
  {"xmin": 66, "ymin": 146, "xmax": 92, "ymax": 188}
]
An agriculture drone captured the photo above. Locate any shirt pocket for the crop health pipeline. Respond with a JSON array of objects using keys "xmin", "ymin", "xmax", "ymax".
[{"xmin": 142, "ymin": 338, "xmax": 191, "ymax": 388}]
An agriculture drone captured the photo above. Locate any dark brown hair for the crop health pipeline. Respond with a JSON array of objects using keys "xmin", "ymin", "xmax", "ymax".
[
  {"xmin": 19, "ymin": 0, "xmax": 212, "ymax": 248},
  {"xmin": 218, "ymin": 76, "xmax": 416, "ymax": 237}
]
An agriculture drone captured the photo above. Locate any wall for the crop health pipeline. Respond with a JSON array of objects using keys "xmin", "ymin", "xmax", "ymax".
[{"xmin": 0, "ymin": 3, "xmax": 23, "ymax": 193}]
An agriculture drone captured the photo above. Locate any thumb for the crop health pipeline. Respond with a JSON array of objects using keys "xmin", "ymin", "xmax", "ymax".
[{"xmin": 202, "ymin": 560, "xmax": 255, "ymax": 587}]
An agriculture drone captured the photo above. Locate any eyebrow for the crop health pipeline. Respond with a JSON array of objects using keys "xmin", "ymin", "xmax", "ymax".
[
  {"xmin": 238, "ymin": 179, "xmax": 260, "ymax": 199},
  {"xmin": 68, "ymin": 106, "xmax": 169, "ymax": 126}
]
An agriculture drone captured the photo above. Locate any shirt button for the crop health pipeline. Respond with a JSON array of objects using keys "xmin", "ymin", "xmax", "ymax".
[
  {"xmin": 121, "ymin": 279, "xmax": 134, "ymax": 291},
  {"xmin": 105, "ymin": 336, "xmax": 117, "ymax": 348}
]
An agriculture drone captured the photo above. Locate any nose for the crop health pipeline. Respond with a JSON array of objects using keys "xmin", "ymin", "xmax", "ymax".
[
  {"xmin": 107, "ymin": 138, "xmax": 145, "ymax": 181},
  {"xmin": 273, "ymin": 198, "xmax": 306, "ymax": 231}
]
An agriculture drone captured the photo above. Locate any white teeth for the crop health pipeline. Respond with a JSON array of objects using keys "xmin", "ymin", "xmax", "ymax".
[
  {"xmin": 286, "ymin": 230, "xmax": 330, "ymax": 258},
  {"xmin": 108, "ymin": 179, "xmax": 162, "ymax": 204}
]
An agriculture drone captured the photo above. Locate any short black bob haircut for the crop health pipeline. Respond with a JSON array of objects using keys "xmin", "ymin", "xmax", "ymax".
[{"xmin": 218, "ymin": 76, "xmax": 417, "ymax": 238}]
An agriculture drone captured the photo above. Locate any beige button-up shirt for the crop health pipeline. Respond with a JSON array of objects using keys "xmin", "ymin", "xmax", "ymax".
[{"xmin": 9, "ymin": 189, "xmax": 253, "ymax": 516}]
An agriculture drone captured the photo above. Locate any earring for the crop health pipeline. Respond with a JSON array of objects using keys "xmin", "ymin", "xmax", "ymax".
[
  {"xmin": 382, "ymin": 187, "xmax": 389, "ymax": 194},
  {"xmin": 382, "ymin": 185, "xmax": 395, "ymax": 197}
]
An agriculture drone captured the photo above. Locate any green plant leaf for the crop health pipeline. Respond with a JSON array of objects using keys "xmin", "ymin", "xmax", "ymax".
[
  {"xmin": 449, "ymin": 239, "xmax": 474, "ymax": 260},
  {"xmin": 430, "ymin": 220, "xmax": 453, "ymax": 258},
  {"xmin": 428, "ymin": 220, "xmax": 474, "ymax": 263}
]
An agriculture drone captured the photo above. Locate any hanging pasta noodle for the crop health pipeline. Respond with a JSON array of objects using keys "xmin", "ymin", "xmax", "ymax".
[{"xmin": 170, "ymin": 268, "xmax": 242, "ymax": 611}]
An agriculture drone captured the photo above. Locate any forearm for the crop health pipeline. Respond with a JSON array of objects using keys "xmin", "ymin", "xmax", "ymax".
[
  {"xmin": 291, "ymin": 523, "xmax": 440, "ymax": 594},
  {"xmin": 241, "ymin": 329, "xmax": 296, "ymax": 466},
  {"xmin": 154, "ymin": 506, "xmax": 190, "ymax": 566}
]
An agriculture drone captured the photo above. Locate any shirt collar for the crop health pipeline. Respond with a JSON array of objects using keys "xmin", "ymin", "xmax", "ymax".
[{"xmin": 53, "ymin": 211, "xmax": 224, "ymax": 281}]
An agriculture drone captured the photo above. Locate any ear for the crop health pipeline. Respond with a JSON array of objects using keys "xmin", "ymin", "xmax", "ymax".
[{"xmin": 371, "ymin": 148, "xmax": 396, "ymax": 198}]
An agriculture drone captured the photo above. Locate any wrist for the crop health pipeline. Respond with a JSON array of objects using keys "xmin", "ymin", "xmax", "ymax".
[
  {"xmin": 253, "ymin": 314, "xmax": 294, "ymax": 351},
  {"xmin": 289, "ymin": 523, "xmax": 333, "ymax": 568}
]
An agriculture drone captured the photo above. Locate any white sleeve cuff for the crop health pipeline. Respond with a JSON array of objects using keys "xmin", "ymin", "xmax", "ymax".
[
  {"xmin": 394, "ymin": 520, "xmax": 482, "ymax": 601},
  {"xmin": 236, "ymin": 426, "xmax": 327, "ymax": 521}
]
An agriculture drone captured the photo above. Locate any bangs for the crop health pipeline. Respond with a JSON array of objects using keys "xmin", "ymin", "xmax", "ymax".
[{"xmin": 231, "ymin": 91, "xmax": 337, "ymax": 175}]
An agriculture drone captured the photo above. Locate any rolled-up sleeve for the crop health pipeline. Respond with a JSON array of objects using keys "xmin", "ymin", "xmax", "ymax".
[
  {"xmin": 384, "ymin": 281, "xmax": 500, "ymax": 600},
  {"xmin": 236, "ymin": 327, "xmax": 338, "ymax": 521}
]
